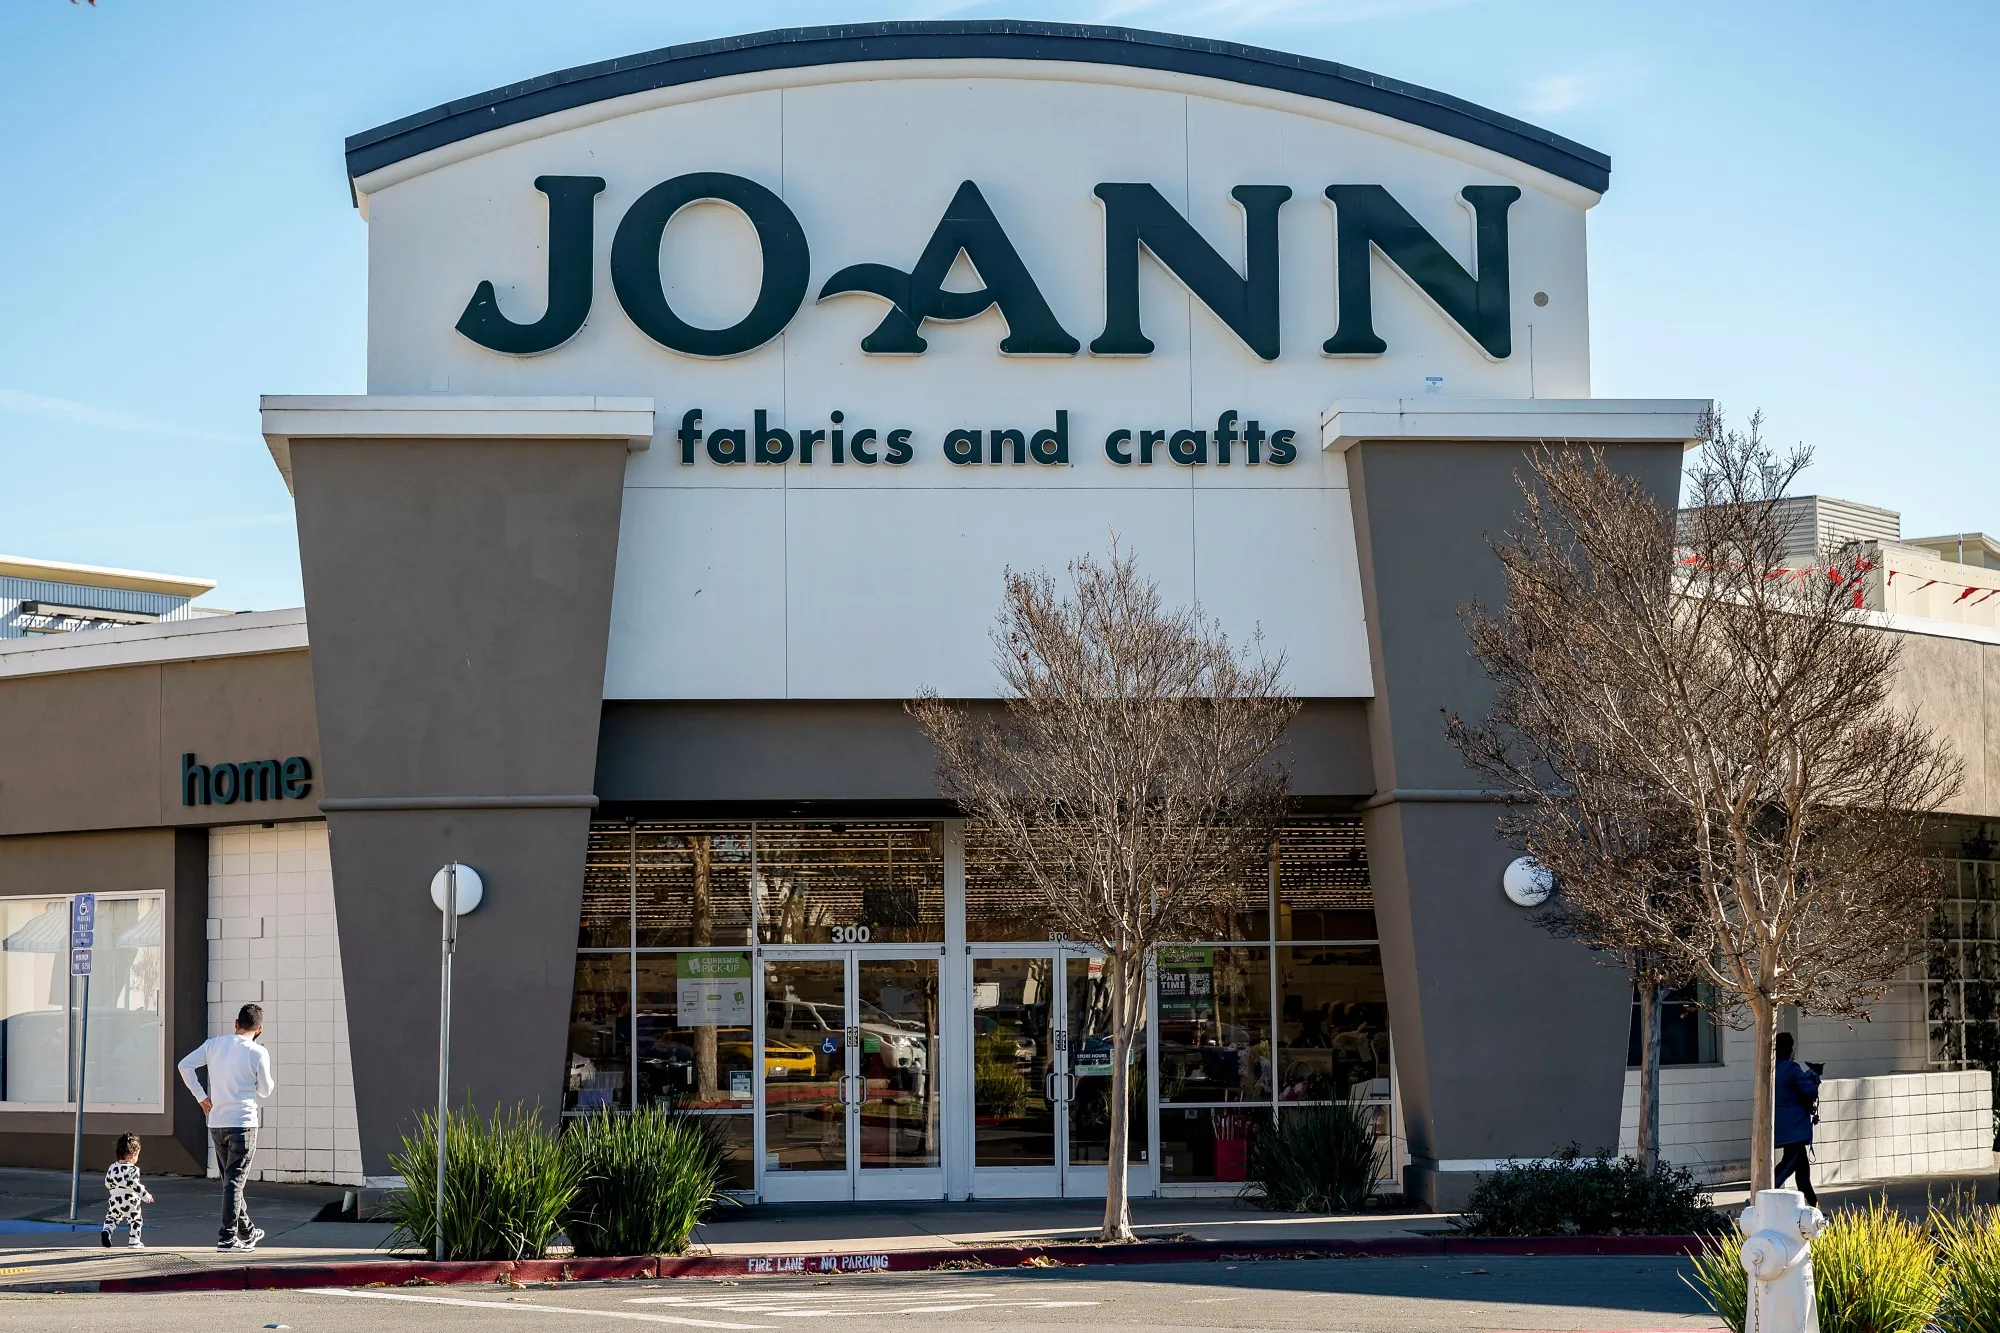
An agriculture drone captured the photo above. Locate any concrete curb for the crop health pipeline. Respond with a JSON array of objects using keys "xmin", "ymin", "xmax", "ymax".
[{"xmin": 87, "ymin": 1235, "xmax": 1707, "ymax": 1293}]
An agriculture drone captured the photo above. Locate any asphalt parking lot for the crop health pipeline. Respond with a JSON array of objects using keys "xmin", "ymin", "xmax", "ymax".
[{"xmin": 0, "ymin": 1256, "xmax": 1725, "ymax": 1333}]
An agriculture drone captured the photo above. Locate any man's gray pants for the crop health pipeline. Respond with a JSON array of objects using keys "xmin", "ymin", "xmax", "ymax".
[{"xmin": 211, "ymin": 1128, "xmax": 258, "ymax": 1243}]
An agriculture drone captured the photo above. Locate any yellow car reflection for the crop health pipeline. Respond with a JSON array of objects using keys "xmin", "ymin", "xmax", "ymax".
[{"xmin": 720, "ymin": 1039, "xmax": 818, "ymax": 1079}]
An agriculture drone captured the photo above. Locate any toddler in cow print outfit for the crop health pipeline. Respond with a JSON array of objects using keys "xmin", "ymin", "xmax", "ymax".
[{"xmin": 101, "ymin": 1132, "xmax": 153, "ymax": 1248}]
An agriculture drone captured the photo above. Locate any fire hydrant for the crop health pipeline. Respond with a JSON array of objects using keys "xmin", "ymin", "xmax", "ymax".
[{"xmin": 1740, "ymin": 1188, "xmax": 1826, "ymax": 1333}]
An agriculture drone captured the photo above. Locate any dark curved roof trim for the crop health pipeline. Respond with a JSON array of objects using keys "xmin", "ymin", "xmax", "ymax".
[{"xmin": 345, "ymin": 21, "xmax": 1610, "ymax": 195}]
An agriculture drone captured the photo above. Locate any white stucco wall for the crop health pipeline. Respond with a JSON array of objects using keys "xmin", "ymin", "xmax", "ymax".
[
  {"xmin": 356, "ymin": 61, "xmax": 1601, "ymax": 703},
  {"xmin": 205, "ymin": 822, "xmax": 363, "ymax": 1185}
]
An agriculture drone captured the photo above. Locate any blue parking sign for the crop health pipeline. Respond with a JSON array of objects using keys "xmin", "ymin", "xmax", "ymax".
[
  {"xmin": 70, "ymin": 946, "xmax": 92, "ymax": 976},
  {"xmin": 70, "ymin": 894, "xmax": 95, "ymax": 951}
]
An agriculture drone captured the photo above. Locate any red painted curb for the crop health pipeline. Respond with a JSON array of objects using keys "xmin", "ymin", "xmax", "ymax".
[{"xmin": 93, "ymin": 1233, "xmax": 1706, "ymax": 1293}]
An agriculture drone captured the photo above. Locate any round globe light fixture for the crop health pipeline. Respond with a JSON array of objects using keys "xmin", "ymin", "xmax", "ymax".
[
  {"xmin": 1502, "ymin": 856, "xmax": 1554, "ymax": 908},
  {"xmin": 429, "ymin": 863, "xmax": 484, "ymax": 915}
]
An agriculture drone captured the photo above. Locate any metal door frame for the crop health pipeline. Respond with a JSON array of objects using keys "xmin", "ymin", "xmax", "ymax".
[
  {"xmin": 967, "ymin": 945, "xmax": 1068, "ymax": 1199},
  {"xmin": 756, "ymin": 945, "xmax": 948, "ymax": 1203}
]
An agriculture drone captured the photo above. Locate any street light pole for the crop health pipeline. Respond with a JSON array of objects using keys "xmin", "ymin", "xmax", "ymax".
[{"xmin": 434, "ymin": 861, "xmax": 457, "ymax": 1263}]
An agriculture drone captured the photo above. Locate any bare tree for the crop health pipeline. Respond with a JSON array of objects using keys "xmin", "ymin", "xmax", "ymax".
[
  {"xmin": 1450, "ymin": 415, "xmax": 1960, "ymax": 1191},
  {"xmin": 911, "ymin": 544, "xmax": 1296, "ymax": 1240}
]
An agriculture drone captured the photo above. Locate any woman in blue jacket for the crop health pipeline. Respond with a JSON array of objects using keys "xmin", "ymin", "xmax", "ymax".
[{"xmin": 1773, "ymin": 1032, "xmax": 1822, "ymax": 1205}]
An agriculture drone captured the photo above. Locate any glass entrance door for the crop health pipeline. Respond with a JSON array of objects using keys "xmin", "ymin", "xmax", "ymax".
[
  {"xmin": 969, "ymin": 949, "xmax": 1154, "ymax": 1199},
  {"xmin": 758, "ymin": 951, "xmax": 943, "ymax": 1202}
]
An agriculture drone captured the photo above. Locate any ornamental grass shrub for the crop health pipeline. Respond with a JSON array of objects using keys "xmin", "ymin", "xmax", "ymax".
[
  {"xmin": 1933, "ymin": 1203, "xmax": 2000, "ymax": 1333},
  {"xmin": 1245, "ymin": 1102, "xmax": 1381, "ymax": 1212},
  {"xmin": 1686, "ymin": 1232, "xmax": 1748, "ymax": 1333},
  {"xmin": 385, "ymin": 1103, "xmax": 580, "ymax": 1261},
  {"xmin": 1687, "ymin": 1199, "xmax": 1951, "ymax": 1333},
  {"xmin": 1455, "ymin": 1147, "xmax": 1725, "ymax": 1237},
  {"xmin": 563, "ymin": 1106, "xmax": 733, "ymax": 1257},
  {"xmin": 1812, "ymin": 1200, "xmax": 1946, "ymax": 1333}
]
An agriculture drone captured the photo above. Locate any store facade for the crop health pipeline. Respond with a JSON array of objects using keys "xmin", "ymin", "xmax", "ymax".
[{"xmin": 0, "ymin": 22, "xmax": 1716, "ymax": 1207}]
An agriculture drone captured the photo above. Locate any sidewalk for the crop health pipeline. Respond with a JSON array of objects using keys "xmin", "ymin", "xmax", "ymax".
[{"xmin": 0, "ymin": 1166, "xmax": 395, "ymax": 1291}]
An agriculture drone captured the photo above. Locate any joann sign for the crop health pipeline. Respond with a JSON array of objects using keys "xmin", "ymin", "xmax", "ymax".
[
  {"xmin": 181, "ymin": 752, "xmax": 313, "ymax": 807},
  {"xmin": 459, "ymin": 174, "xmax": 1518, "ymax": 364}
]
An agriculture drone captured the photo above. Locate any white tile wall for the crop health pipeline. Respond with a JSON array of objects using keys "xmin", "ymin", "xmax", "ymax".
[
  {"xmin": 1616, "ymin": 982, "xmax": 1986, "ymax": 1184},
  {"xmin": 1814, "ymin": 1070, "xmax": 1993, "ymax": 1185},
  {"xmin": 205, "ymin": 822, "xmax": 363, "ymax": 1186}
]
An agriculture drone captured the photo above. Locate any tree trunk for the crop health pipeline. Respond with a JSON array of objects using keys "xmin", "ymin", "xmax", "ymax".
[
  {"xmin": 1100, "ymin": 951, "xmax": 1138, "ymax": 1242},
  {"xmin": 1748, "ymin": 995, "xmax": 1777, "ymax": 1192},
  {"xmin": 1637, "ymin": 982, "xmax": 1663, "ymax": 1171}
]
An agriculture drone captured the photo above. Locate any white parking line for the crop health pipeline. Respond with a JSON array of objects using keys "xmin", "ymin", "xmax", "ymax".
[
  {"xmin": 303, "ymin": 1288, "xmax": 770, "ymax": 1328},
  {"xmin": 627, "ymin": 1291, "xmax": 1103, "ymax": 1318}
]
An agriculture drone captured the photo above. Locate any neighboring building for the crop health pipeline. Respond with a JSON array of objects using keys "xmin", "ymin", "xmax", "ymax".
[
  {"xmin": 0, "ymin": 554, "xmax": 219, "ymax": 638},
  {"xmin": 1, "ymin": 23, "xmax": 1986, "ymax": 1209},
  {"xmin": 1623, "ymin": 496, "xmax": 1999, "ymax": 1183}
]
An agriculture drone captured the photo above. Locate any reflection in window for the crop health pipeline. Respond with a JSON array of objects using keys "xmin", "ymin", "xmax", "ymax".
[
  {"xmin": 582, "ymin": 825, "xmax": 756, "ymax": 948},
  {"xmin": 563, "ymin": 955, "xmax": 629, "ymax": 1114},
  {"xmin": 1066, "ymin": 955, "xmax": 1149, "ymax": 1164},
  {"xmin": 1278, "ymin": 821, "xmax": 1376, "ymax": 941},
  {"xmin": 1278, "ymin": 946, "xmax": 1389, "ymax": 1101},
  {"xmin": 756, "ymin": 824, "xmax": 943, "ymax": 944},
  {"xmin": 1160, "ymin": 1106, "xmax": 1266, "ymax": 1182},
  {"xmin": 1628, "ymin": 983, "xmax": 1722, "ymax": 1067},
  {"xmin": 0, "ymin": 894, "xmax": 163, "ymax": 1107},
  {"xmin": 965, "ymin": 825, "xmax": 1269, "ymax": 942},
  {"xmin": 1157, "ymin": 946, "xmax": 1271, "ymax": 1104},
  {"xmin": 635, "ymin": 953, "xmax": 753, "ymax": 1110}
]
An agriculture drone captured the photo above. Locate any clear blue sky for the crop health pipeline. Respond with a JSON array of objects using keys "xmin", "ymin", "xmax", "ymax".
[{"xmin": 2, "ymin": 1, "xmax": 1993, "ymax": 610}]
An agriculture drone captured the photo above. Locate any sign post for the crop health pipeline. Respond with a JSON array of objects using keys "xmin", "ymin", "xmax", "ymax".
[
  {"xmin": 66, "ymin": 893, "xmax": 95, "ymax": 1224},
  {"xmin": 435, "ymin": 863, "xmax": 456, "ymax": 1263},
  {"xmin": 427, "ymin": 863, "xmax": 480, "ymax": 1263}
]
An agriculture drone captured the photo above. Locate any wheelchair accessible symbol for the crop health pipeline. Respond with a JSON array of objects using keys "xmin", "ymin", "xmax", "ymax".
[{"xmin": 821, "ymin": 1036, "xmax": 838, "ymax": 1054}]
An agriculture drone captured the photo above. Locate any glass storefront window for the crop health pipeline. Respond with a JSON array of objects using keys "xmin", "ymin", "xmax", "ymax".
[
  {"xmin": 967, "ymin": 826, "xmax": 1271, "ymax": 942},
  {"xmin": 563, "ymin": 954, "xmax": 629, "ymax": 1114},
  {"xmin": 563, "ymin": 817, "xmax": 1383, "ymax": 1195},
  {"xmin": 965, "ymin": 829, "xmax": 1049, "ymax": 943},
  {"xmin": 696, "ymin": 1111, "xmax": 756, "ymax": 1192},
  {"xmin": 578, "ymin": 836, "xmax": 633, "ymax": 949},
  {"xmin": 1157, "ymin": 946, "xmax": 1271, "ymax": 1104},
  {"xmin": 1160, "ymin": 1105, "xmax": 1267, "ymax": 1183},
  {"xmin": 971, "ymin": 957, "xmax": 1055, "ymax": 1166},
  {"xmin": 1277, "ymin": 945, "xmax": 1389, "ymax": 1102},
  {"xmin": 1, "ymin": 894, "xmax": 164, "ymax": 1108},
  {"xmin": 637, "ymin": 829, "xmax": 752, "ymax": 947},
  {"xmin": 1066, "ymin": 955, "xmax": 1149, "ymax": 1164},
  {"xmin": 1278, "ymin": 821, "xmax": 1375, "ymax": 941},
  {"xmin": 635, "ymin": 953, "xmax": 753, "ymax": 1110},
  {"xmin": 756, "ymin": 824, "xmax": 942, "ymax": 944}
]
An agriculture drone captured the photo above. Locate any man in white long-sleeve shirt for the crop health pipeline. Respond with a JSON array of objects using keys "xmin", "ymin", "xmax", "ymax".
[{"xmin": 177, "ymin": 1003, "xmax": 276, "ymax": 1252}]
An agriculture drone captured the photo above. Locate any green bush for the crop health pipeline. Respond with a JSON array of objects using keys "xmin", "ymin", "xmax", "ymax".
[
  {"xmin": 563, "ymin": 1107, "xmax": 733, "ymax": 1257},
  {"xmin": 1935, "ymin": 1204, "xmax": 2000, "ymax": 1333},
  {"xmin": 1245, "ymin": 1102, "xmax": 1382, "ymax": 1212},
  {"xmin": 385, "ymin": 1103, "xmax": 580, "ymax": 1260},
  {"xmin": 1455, "ymin": 1147, "xmax": 1725, "ymax": 1237}
]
